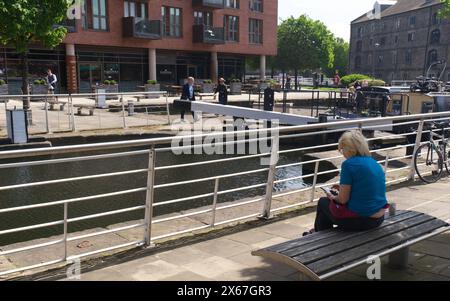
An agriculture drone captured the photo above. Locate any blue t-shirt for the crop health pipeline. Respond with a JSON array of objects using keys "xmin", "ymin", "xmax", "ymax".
[{"xmin": 340, "ymin": 156, "xmax": 388, "ymax": 217}]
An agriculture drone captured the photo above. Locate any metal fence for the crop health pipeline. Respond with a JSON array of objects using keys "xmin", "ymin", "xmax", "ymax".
[
  {"xmin": 0, "ymin": 111, "xmax": 449, "ymax": 277},
  {"xmin": 0, "ymin": 91, "xmax": 170, "ymax": 135}
]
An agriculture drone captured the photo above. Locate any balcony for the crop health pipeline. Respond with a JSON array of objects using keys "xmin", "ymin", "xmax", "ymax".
[
  {"xmin": 54, "ymin": 19, "xmax": 77, "ymax": 33},
  {"xmin": 123, "ymin": 17, "xmax": 162, "ymax": 39},
  {"xmin": 192, "ymin": 0, "xmax": 225, "ymax": 9},
  {"xmin": 193, "ymin": 25, "xmax": 225, "ymax": 44}
]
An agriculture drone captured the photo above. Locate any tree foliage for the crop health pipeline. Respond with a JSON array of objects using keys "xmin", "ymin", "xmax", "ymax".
[
  {"xmin": 0, "ymin": 0, "xmax": 71, "ymax": 107},
  {"xmin": 277, "ymin": 15, "xmax": 335, "ymax": 72},
  {"xmin": 325, "ymin": 37, "xmax": 349, "ymax": 77}
]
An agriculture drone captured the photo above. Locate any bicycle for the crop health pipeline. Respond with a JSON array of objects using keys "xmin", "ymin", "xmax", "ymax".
[{"xmin": 414, "ymin": 121, "xmax": 450, "ymax": 183}]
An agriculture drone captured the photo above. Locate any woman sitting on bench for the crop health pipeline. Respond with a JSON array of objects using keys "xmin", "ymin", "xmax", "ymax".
[{"xmin": 304, "ymin": 130, "xmax": 389, "ymax": 236}]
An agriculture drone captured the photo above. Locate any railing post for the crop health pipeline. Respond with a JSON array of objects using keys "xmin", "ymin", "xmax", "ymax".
[
  {"xmin": 69, "ymin": 94, "xmax": 76, "ymax": 132},
  {"xmin": 121, "ymin": 95, "xmax": 127, "ymax": 129},
  {"xmin": 310, "ymin": 161, "xmax": 320, "ymax": 202},
  {"xmin": 165, "ymin": 92, "xmax": 171, "ymax": 125},
  {"xmin": 384, "ymin": 151, "xmax": 390, "ymax": 174},
  {"xmin": 261, "ymin": 134, "xmax": 280, "ymax": 219},
  {"xmin": 144, "ymin": 147, "xmax": 156, "ymax": 247},
  {"xmin": 211, "ymin": 178, "xmax": 220, "ymax": 228},
  {"xmin": 63, "ymin": 202, "xmax": 68, "ymax": 261},
  {"xmin": 409, "ymin": 119, "xmax": 425, "ymax": 180},
  {"xmin": 44, "ymin": 95, "xmax": 50, "ymax": 134}
]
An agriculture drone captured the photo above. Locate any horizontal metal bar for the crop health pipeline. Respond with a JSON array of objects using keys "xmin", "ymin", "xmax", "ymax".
[
  {"xmin": 153, "ymin": 192, "xmax": 216, "ymax": 207},
  {"xmin": 67, "ymin": 240, "xmax": 145, "ymax": 262},
  {"xmin": 0, "ymin": 188, "xmax": 147, "ymax": 214},
  {"xmin": 217, "ymin": 182, "xmax": 267, "ymax": 195},
  {"xmin": 0, "ymin": 220, "xmax": 64, "ymax": 236},
  {"xmin": 151, "ymin": 225, "xmax": 211, "ymax": 241},
  {"xmin": 0, "ymin": 91, "xmax": 167, "ymax": 99},
  {"xmin": 278, "ymin": 142, "xmax": 340, "ymax": 155},
  {"xmin": 152, "ymin": 208, "xmax": 213, "ymax": 224},
  {"xmin": 68, "ymin": 206, "xmax": 146, "ymax": 223},
  {"xmin": 0, "ymin": 239, "xmax": 64, "ymax": 256},
  {"xmin": 67, "ymin": 223, "xmax": 145, "ymax": 242},
  {"xmin": 154, "ymin": 168, "xmax": 269, "ymax": 189},
  {"xmin": 215, "ymin": 197, "xmax": 264, "ymax": 211},
  {"xmin": 0, "ymin": 259, "xmax": 65, "ymax": 277},
  {"xmin": 270, "ymin": 200, "xmax": 311, "ymax": 213},
  {"xmin": 0, "ymin": 169, "xmax": 148, "ymax": 192},
  {"xmin": 0, "ymin": 150, "xmax": 150, "ymax": 170},
  {"xmin": 155, "ymin": 153, "xmax": 270, "ymax": 171}
]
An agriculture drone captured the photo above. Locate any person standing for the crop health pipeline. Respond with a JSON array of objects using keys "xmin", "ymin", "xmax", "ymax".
[
  {"xmin": 180, "ymin": 77, "xmax": 196, "ymax": 121},
  {"xmin": 46, "ymin": 69, "xmax": 58, "ymax": 94},
  {"xmin": 334, "ymin": 71, "xmax": 341, "ymax": 87},
  {"xmin": 214, "ymin": 78, "xmax": 228, "ymax": 105}
]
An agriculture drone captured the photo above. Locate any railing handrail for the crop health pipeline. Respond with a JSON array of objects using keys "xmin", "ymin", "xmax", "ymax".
[
  {"xmin": 0, "ymin": 91, "xmax": 168, "ymax": 99},
  {"xmin": 1, "ymin": 110, "xmax": 449, "ymax": 160}
]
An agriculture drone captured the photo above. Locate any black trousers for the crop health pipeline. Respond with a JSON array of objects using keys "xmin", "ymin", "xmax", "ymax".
[
  {"xmin": 180, "ymin": 110, "xmax": 195, "ymax": 120},
  {"xmin": 314, "ymin": 197, "xmax": 384, "ymax": 232}
]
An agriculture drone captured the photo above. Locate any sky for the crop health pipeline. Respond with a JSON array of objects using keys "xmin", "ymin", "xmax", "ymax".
[{"xmin": 278, "ymin": 0, "xmax": 378, "ymax": 41}]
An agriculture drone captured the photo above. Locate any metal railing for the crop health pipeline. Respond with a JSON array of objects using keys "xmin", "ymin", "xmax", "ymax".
[
  {"xmin": 0, "ymin": 111, "xmax": 449, "ymax": 277},
  {"xmin": 0, "ymin": 91, "xmax": 170, "ymax": 135}
]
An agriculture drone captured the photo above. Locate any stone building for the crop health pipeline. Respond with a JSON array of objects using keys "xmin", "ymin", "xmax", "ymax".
[{"xmin": 349, "ymin": 0, "xmax": 450, "ymax": 84}]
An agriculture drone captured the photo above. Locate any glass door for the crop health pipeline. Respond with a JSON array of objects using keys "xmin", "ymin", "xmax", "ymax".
[{"xmin": 79, "ymin": 63, "xmax": 102, "ymax": 93}]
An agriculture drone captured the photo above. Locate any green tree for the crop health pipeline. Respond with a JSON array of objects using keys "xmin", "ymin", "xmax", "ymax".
[
  {"xmin": 278, "ymin": 15, "xmax": 335, "ymax": 73},
  {"xmin": 326, "ymin": 37, "xmax": 350, "ymax": 77},
  {"xmin": 0, "ymin": 0, "xmax": 71, "ymax": 109}
]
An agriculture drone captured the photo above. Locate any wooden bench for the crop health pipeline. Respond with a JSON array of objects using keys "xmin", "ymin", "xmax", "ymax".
[
  {"xmin": 74, "ymin": 105, "xmax": 95, "ymax": 116},
  {"xmin": 252, "ymin": 210, "xmax": 449, "ymax": 281}
]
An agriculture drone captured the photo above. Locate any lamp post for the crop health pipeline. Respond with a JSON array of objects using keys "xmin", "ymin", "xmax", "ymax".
[{"xmin": 372, "ymin": 42, "xmax": 380, "ymax": 78}]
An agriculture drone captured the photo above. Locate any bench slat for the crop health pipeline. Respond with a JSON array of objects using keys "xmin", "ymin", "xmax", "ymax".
[
  {"xmin": 266, "ymin": 211, "xmax": 418, "ymax": 254},
  {"xmin": 290, "ymin": 213, "xmax": 434, "ymax": 262},
  {"xmin": 308, "ymin": 218, "xmax": 448, "ymax": 275}
]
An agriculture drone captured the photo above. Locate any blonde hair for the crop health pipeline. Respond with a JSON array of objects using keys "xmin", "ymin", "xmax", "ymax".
[{"xmin": 339, "ymin": 130, "xmax": 371, "ymax": 157}]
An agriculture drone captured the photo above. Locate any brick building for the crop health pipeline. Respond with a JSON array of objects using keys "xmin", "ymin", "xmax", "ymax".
[
  {"xmin": 0, "ymin": 0, "xmax": 278, "ymax": 94},
  {"xmin": 349, "ymin": 0, "xmax": 450, "ymax": 84}
]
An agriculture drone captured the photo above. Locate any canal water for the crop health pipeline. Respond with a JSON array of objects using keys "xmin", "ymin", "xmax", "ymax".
[{"xmin": 0, "ymin": 148, "xmax": 335, "ymax": 246}]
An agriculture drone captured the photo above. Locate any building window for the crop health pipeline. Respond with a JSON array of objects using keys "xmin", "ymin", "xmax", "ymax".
[
  {"xmin": 409, "ymin": 15, "xmax": 416, "ymax": 26},
  {"xmin": 82, "ymin": 0, "xmax": 108, "ymax": 31},
  {"xmin": 395, "ymin": 18, "xmax": 401, "ymax": 30},
  {"xmin": 225, "ymin": 0, "xmax": 240, "ymax": 9},
  {"xmin": 224, "ymin": 16, "xmax": 239, "ymax": 42},
  {"xmin": 249, "ymin": 0, "xmax": 263, "ymax": 12},
  {"xmin": 392, "ymin": 51, "xmax": 397, "ymax": 65},
  {"xmin": 357, "ymin": 26, "xmax": 363, "ymax": 38},
  {"xmin": 380, "ymin": 37, "xmax": 386, "ymax": 46},
  {"xmin": 394, "ymin": 35, "xmax": 398, "ymax": 44},
  {"xmin": 428, "ymin": 50, "xmax": 438, "ymax": 65},
  {"xmin": 124, "ymin": 1, "xmax": 148, "ymax": 18},
  {"xmin": 355, "ymin": 56, "xmax": 361, "ymax": 69},
  {"xmin": 433, "ymin": 12, "xmax": 441, "ymax": 25},
  {"xmin": 371, "ymin": 22, "xmax": 375, "ymax": 32},
  {"xmin": 249, "ymin": 18, "xmax": 263, "ymax": 44},
  {"xmin": 356, "ymin": 40, "xmax": 362, "ymax": 52},
  {"xmin": 431, "ymin": 29, "xmax": 440, "ymax": 44},
  {"xmin": 162, "ymin": 7, "xmax": 182, "ymax": 37},
  {"xmin": 405, "ymin": 50, "xmax": 412, "ymax": 65},
  {"xmin": 367, "ymin": 54, "xmax": 372, "ymax": 66},
  {"xmin": 408, "ymin": 32, "xmax": 415, "ymax": 42},
  {"xmin": 194, "ymin": 11, "xmax": 213, "ymax": 26},
  {"xmin": 378, "ymin": 55, "xmax": 383, "ymax": 65}
]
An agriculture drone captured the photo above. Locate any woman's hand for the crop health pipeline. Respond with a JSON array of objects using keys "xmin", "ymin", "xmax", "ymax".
[
  {"xmin": 327, "ymin": 192, "xmax": 338, "ymax": 202},
  {"xmin": 331, "ymin": 184, "xmax": 340, "ymax": 191}
]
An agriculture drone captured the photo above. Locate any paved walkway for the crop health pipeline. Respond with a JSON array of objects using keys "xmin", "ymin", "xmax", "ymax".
[{"xmin": 66, "ymin": 178, "xmax": 450, "ymax": 281}]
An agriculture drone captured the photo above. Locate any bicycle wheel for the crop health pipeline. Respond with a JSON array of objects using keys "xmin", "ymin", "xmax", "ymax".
[{"xmin": 414, "ymin": 143, "xmax": 444, "ymax": 183}]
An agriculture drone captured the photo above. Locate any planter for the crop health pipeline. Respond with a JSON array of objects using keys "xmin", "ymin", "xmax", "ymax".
[
  {"xmin": 201, "ymin": 83, "xmax": 215, "ymax": 93},
  {"xmin": 93, "ymin": 85, "xmax": 119, "ymax": 100},
  {"xmin": 145, "ymin": 84, "xmax": 161, "ymax": 99},
  {"xmin": 0, "ymin": 84, "xmax": 9, "ymax": 95},
  {"xmin": 31, "ymin": 85, "xmax": 49, "ymax": 101},
  {"xmin": 230, "ymin": 82, "xmax": 242, "ymax": 95}
]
